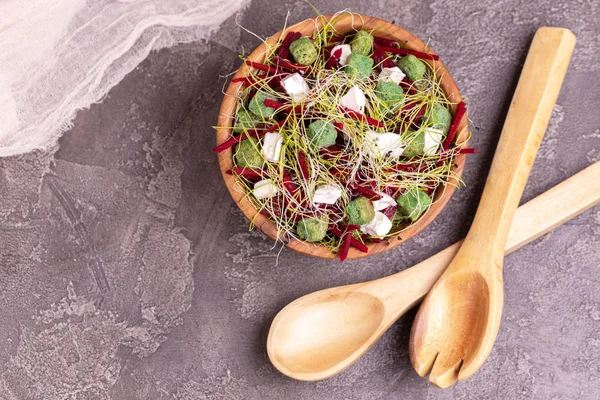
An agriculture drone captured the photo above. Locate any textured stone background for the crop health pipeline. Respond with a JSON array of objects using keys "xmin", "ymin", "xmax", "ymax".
[{"xmin": 1, "ymin": 0, "xmax": 599, "ymax": 399}]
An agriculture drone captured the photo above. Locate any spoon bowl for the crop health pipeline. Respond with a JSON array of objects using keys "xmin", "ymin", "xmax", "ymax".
[{"xmin": 268, "ymin": 290, "xmax": 384, "ymax": 379}]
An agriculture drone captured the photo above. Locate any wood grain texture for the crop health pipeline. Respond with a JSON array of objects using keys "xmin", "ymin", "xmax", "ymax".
[
  {"xmin": 409, "ymin": 27, "xmax": 576, "ymax": 388},
  {"xmin": 216, "ymin": 13, "xmax": 469, "ymax": 259},
  {"xmin": 267, "ymin": 159, "xmax": 600, "ymax": 381}
]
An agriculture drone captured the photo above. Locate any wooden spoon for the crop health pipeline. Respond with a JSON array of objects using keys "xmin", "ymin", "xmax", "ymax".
[
  {"xmin": 409, "ymin": 27, "xmax": 576, "ymax": 388},
  {"xmin": 267, "ymin": 159, "xmax": 598, "ymax": 381},
  {"xmin": 267, "ymin": 27, "xmax": 581, "ymax": 383}
]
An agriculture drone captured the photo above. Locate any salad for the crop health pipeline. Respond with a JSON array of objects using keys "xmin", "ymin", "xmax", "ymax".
[{"xmin": 215, "ymin": 13, "xmax": 472, "ymax": 261}]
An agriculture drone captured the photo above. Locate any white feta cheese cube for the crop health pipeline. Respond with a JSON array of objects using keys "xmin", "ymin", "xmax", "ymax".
[
  {"xmin": 373, "ymin": 193, "xmax": 396, "ymax": 211},
  {"xmin": 332, "ymin": 44, "xmax": 352, "ymax": 65},
  {"xmin": 360, "ymin": 211, "xmax": 393, "ymax": 237},
  {"xmin": 281, "ymin": 73, "xmax": 310, "ymax": 102},
  {"xmin": 313, "ymin": 184, "xmax": 343, "ymax": 204},
  {"xmin": 378, "ymin": 66, "xmax": 406, "ymax": 84},
  {"xmin": 253, "ymin": 179, "xmax": 278, "ymax": 199},
  {"xmin": 365, "ymin": 130, "xmax": 404, "ymax": 158},
  {"xmin": 423, "ymin": 127, "xmax": 444, "ymax": 156},
  {"xmin": 261, "ymin": 131, "xmax": 283, "ymax": 162},
  {"xmin": 340, "ymin": 85, "xmax": 366, "ymax": 114}
]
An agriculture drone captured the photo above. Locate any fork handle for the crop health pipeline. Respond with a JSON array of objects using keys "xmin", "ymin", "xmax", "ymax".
[{"xmin": 465, "ymin": 27, "xmax": 576, "ymax": 257}]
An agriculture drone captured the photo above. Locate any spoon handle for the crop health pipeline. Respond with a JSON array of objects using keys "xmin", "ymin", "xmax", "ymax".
[
  {"xmin": 464, "ymin": 27, "xmax": 577, "ymax": 256},
  {"xmin": 365, "ymin": 160, "xmax": 600, "ymax": 322}
]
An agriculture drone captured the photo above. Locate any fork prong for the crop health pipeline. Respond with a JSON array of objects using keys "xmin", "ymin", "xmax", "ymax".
[
  {"xmin": 412, "ymin": 351, "xmax": 439, "ymax": 377},
  {"xmin": 429, "ymin": 356, "xmax": 464, "ymax": 388}
]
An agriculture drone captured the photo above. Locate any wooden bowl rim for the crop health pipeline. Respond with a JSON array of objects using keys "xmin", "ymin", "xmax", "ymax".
[{"xmin": 216, "ymin": 12, "xmax": 469, "ymax": 259}]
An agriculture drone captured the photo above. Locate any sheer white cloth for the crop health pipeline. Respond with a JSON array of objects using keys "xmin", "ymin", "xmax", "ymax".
[{"xmin": 0, "ymin": 0, "xmax": 249, "ymax": 157}]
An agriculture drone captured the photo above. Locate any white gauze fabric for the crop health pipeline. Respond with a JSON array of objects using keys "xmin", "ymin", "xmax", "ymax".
[{"xmin": 0, "ymin": 0, "xmax": 250, "ymax": 157}]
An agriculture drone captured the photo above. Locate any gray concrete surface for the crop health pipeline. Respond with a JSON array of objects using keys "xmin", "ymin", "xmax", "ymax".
[{"xmin": 1, "ymin": 0, "xmax": 599, "ymax": 398}]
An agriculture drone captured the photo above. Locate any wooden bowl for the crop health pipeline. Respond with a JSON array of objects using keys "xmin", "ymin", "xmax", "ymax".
[{"xmin": 216, "ymin": 13, "xmax": 469, "ymax": 260}]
